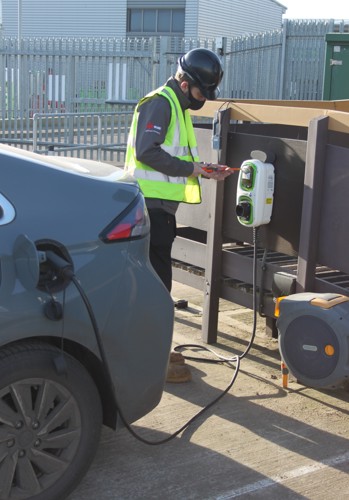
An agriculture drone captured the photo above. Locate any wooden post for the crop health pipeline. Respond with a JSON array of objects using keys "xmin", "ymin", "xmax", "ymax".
[{"xmin": 202, "ymin": 109, "xmax": 230, "ymax": 343}]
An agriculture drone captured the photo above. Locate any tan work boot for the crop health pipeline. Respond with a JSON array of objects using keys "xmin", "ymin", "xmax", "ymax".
[
  {"xmin": 166, "ymin": 363, "xmax": 192, "ymax": 383},
  {"xmin": 169, "ymin": 351, "xmax": 185, "ymax": 365},
  {"xmin": 166, "ymin": 350, "xmax": 191, "ymax": 383}
]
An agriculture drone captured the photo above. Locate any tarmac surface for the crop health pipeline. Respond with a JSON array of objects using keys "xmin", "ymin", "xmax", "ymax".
[{"xmin": 70, "ymin": 281, "xmax": 349, "ymax": 500}]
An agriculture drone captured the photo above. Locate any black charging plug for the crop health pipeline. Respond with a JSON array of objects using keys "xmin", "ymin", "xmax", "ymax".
[{"xmin": 45, "ymin": 250, "xmax": 74, "ymax": 279}]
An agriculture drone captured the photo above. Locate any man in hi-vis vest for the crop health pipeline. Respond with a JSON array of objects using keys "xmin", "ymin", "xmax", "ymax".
[{"xmin": 125, "ymin": 48, "xmax": 233, "ymax": 382}]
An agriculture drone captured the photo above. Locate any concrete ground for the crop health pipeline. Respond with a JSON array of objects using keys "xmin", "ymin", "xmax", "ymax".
[{"xmin": 70, "ymin": 281, "xmax": 349, "ymax": 500}]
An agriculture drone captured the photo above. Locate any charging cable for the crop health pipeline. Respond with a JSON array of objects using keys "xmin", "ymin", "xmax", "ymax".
[
  {"xmin": 45, "ymin": 227, "xmax": 259, "ymax": 446},
  {"xmin": 71, "ymin": 274, "xmax": 241, "ymax": 445},
  {"xmin": 175, "ymin": 226, "xmax": 259, "ymax": 364}
]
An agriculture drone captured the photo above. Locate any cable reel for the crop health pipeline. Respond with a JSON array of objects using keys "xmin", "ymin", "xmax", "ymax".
[{"xmin": 276, "ymin": 293, "xmax": 349, "ymax": 389}]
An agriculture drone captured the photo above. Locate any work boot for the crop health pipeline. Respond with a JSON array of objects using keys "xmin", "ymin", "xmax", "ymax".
[
  {"xmin": 169, "ymin": 351, "xmax": 185, "ymax": 365},
  {"xmin": 166, "ymin": 363, "xmax": 192, "ymax": 383}
]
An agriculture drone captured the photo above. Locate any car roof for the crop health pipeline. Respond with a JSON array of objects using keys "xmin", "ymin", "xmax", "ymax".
[{"xmin": 0, "ymin": 144, "xmax": 130, "ymax": 182}]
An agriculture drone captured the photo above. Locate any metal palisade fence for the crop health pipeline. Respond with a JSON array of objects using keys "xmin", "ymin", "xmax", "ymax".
[{"xmin": 0, "ymin": 19, "xmax": 347, "ymax": 161}]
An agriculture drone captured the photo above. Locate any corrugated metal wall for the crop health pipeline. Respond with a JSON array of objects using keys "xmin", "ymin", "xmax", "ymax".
[
  {"xmin": 196, "ymin": 0, "xmax": 284, "ymax": 39},
  {"xmin": 128, "ymin": 0, "xmax": 185, "ymax": 8},
  {"xmin": 1, "ymin": 0, "xmax": 127, "ymax": 37},
  {"xmin": 2, "ymin": 0, "xmax": 284, "ymax": 38},
  {"xmin": 184, "ymin": 0, "xmax": 199, "ymax": 38}
]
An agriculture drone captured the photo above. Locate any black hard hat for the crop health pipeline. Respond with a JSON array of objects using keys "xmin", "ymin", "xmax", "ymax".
[{"xmin": 178, "ymin": 48, "xmax": 223, "ymax": 100}]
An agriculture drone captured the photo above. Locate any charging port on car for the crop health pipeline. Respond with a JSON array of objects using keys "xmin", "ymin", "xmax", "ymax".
[{"xmin": 35, "ymin": 239, "xmax": 74, "ymax": 293}]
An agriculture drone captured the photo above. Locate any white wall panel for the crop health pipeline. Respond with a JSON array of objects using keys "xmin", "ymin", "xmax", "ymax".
[
  {"xmin": 1, "ymin": 0, "xmax": 285, "ymax": 38},
  {"xmin": 2, "ymin": 0, "xmax": 127, "ymax": 37},
  {"xmin": 196, "ymin": 0, "xmax": 285, "ymax": 38}
]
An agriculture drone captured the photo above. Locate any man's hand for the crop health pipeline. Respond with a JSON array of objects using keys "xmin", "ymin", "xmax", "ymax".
[{"xmin": 191, "ymin": 162, "xmax": 235, "ymax": 180}]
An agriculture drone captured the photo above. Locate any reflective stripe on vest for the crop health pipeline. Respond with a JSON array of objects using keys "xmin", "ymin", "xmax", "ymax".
[
  {"xmin": 126, "ymin": 137, "xmax": 199, "ymax": 160},
  {"xmin": 125, "ymin": 84, "xmax": 201, "ymax": 204}
]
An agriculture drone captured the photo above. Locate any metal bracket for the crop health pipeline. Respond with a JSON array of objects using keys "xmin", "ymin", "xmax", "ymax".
[{"xmin": 212, "ymin": 111, "xmax": 221, "ymax": 150}]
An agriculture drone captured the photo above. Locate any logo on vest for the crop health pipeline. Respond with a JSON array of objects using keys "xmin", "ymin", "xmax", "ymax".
[{"xmin": 145, "ymin": 122, "xmax": 162, "ymax": 134}]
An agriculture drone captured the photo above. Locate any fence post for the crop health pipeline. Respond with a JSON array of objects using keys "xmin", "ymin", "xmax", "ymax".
[
  {"xmin": 66, "ymin": 55, "xmax": 76, "ymax": 114},
  {"xmin": 158, "ymin": 37, "xmax": 169, "ymax": 87},
  {"xmin": 97, "ymin": 115, "xmax": 102, "ymax": 162},
  {"xmin": 278, "ymin": 19, "xmax": 287, "ymax": 99},
  {"xmin": 201, "ymin": 109, "xmax": 231, "ymax": 344},
  {"xmin": 32, "ymin": 114, "xmax": 38, "ymax": 152},
  {"xmin": 296, "ymin": 116, "xmax": 329, "ymax": 292}
]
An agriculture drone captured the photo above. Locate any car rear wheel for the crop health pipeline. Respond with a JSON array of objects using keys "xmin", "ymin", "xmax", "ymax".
[{"xmin": 0, "ymin": 342, "xmax": 103, "ymax": 500}]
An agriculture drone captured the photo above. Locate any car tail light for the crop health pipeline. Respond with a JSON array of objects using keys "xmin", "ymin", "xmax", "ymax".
[{"xmin": 100, "ymin": 194, "xmax": 149, "ymax": 242}]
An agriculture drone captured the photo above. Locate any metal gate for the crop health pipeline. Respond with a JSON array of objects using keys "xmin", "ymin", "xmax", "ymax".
[{"xmin": 32, "ymin": 111, "xmax": 133, "ymax": 164}]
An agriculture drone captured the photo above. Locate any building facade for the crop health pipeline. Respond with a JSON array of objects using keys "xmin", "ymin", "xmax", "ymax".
[{"xmin": 1, "ymin": 0, "xmax": 286, "ymax": 38}]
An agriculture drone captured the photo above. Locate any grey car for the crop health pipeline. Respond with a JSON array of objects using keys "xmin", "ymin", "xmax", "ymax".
[{"xmin": 0, "ymin": 145, "xmax": 174, "ymax": 499}]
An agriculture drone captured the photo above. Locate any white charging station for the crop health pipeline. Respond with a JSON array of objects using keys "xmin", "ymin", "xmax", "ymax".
[{"xmin": 236, "ymin": 159, "xmax": 275, "ymax": 227}]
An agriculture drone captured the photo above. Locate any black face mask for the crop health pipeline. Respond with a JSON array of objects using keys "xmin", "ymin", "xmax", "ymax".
[{"xmin": 188, "ymin": 87, "xmax": 206, "ymax": 110}]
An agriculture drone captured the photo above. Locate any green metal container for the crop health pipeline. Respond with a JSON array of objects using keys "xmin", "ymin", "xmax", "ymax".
[{"xmin": 323, "ymin": 33, "xmax": 349, "ymax": 100}]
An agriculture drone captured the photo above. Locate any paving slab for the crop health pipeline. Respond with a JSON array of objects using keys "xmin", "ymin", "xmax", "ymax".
[{"xmin": 70, "ymin": 281, "xmax": 349, "ymax": 500}]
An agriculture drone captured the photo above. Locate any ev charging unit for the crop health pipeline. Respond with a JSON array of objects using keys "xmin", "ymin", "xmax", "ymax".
[
  {"xmin": 276, "ymin": 293, "xmax": 349, "ymax": 389},
  {"xmin": 235, "ymin": 155, "xmax": 349, "ymax": 391},
  {"xmin": 236, "ymin": 158, "xmax": 275, "ymax": 227}
]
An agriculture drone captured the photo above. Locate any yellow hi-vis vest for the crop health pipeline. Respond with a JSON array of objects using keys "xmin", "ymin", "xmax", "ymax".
[{"xmin": 125, "ymin": 85, "xmax": 202, "ymax": 204}]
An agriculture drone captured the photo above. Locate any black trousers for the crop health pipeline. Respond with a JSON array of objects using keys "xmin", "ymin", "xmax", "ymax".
[{"xmin": 148, "ymin": 209, "xmax": 176, "ymax": 292}]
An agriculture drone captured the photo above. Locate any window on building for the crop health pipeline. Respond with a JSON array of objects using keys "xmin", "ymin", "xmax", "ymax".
[{"xmin": 127, "ymin": 9, "xmax": 185, "ymax": 35}]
